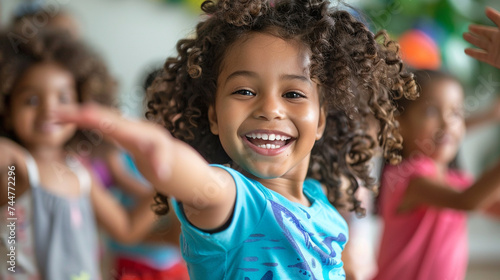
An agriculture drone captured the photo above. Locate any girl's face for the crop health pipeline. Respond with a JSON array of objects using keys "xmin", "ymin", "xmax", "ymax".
[
  {"xmin": 398, "ymin": 78, "xmax": 465, "ymax": 166},
  {"xmin": 8, "ymin": 62, "xmax": 78, "ymax": 150},
  {"xmin": 209, "ymin": 32, "xmax": 326, "ymax": 180}
]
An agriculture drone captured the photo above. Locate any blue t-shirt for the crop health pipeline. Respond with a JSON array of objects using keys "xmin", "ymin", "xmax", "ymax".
[{"xmin": 172, "ymin": 165, "xmax": 348, "ymax": 279}]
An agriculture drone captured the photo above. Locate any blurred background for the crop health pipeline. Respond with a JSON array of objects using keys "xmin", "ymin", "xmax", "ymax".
[
  {"xmin": 355, "ymin": 1, "xmax": 500, "ymax": 279},
  {"xmin": 1, "ymin": 0, "xmax": 499, "ymax": 279}
]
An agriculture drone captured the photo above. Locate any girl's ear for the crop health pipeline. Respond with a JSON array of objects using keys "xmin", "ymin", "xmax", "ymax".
[
  {"xmin": 208, "ymin": 105, "xmax": 219, "ymax": 135},
  {"xmin": 316, "ymin": 105, "xmax": 327, "ymax": 140}
]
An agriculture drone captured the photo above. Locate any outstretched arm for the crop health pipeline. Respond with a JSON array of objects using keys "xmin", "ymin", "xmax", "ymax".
[
  {"xmin": 481, "ymin": 184, "xmax": 500, "ymax": 218},
  {"xmin": 58, "ymin": 103, "xmax": 236, "ymax": 231},
  {"xmin": 483, "ymin": 199, "xmax": 500, "ymax": 218},
  {"xmin": 398, "ymin": 160, "xmax": 500, "ymax": 213},
  {"xmin": 465, "ymin": 98, "xmax": 500, "ymax": 130},
  {"xmin": 464, "ymin": 7, "xmax": 500, "ymax": 68},
  {"xmin": 106, "ymin": 148, "xmax": 152, "ymax": 198},
  {"xmin": 90, "ymin": 171, "xmax": 158, "ymax": 244}
]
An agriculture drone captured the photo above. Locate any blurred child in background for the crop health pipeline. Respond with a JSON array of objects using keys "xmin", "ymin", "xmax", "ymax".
[
  {"xmin": 98, "ymin": 69, "xmax": 189, "ymax": 280},
  {"xmin": 0, "ymin": 29, "xmax": 156, "ymax": 280},
  {"xmin": 373, "ymin": 67, "xmax": 500, "ymax": 280}
]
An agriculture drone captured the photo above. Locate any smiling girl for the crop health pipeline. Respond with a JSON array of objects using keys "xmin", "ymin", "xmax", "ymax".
[{"xmin": 58, "ymin": 0, "xmax": 416, "ymax": 279}]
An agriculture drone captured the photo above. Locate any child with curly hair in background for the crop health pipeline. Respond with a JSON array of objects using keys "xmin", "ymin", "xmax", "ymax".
[
  {"xmin": 373, "ymin": 68, "xmax": 500, "ymax": 279},
  {"xmin": 59, "ymin": 0, "xmax": 417, "ymax": 279},
  {"xmin": 372, "ymin": 8, "xmax": 500, "ymax": 280},
  {"xmin": 0, "ymin": 30, "xmax": 157, "ymax": 280}
]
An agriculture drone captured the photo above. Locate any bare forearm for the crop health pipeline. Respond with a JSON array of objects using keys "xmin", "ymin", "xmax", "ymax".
[
  {"xmin": 62, "ymin": 104, "xmax": 236, "ymax": 230},
  {"xmin": 403, "ymin": 161, "xmax": 500, "ymax": 212},
  {"xmin": 465, "ymin": 110, "xmax": 495, "ymax": 130},
  {"xmin": 101, "ymin": 194, "xmax": 157, "ymax": 244},
  {"xmin": 461, "ymin": 160, "xmax": 500, "ymax": 210},
  {"xmin": 119, "ymin": 195, "xmax": 158, "ymax": 244}
]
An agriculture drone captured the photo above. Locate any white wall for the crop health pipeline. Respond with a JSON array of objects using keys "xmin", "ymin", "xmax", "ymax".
[{"xmin": 0, "ymin": 0, "xmax": 200, "ymax": 117}]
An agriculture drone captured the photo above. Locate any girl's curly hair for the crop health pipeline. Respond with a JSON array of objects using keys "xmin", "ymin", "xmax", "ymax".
[
  {"xmin": 0, "ymin": 29, "xmax": 117, "ymax": 140},
  {"xmin": 148, "ymin": 0, "xmax": 418, "ymax": 216}
]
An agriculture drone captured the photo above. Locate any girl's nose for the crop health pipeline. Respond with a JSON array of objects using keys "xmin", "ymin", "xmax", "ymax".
[
  {"xmin": 39, "ymin": 95, "xmax": 57, "ymax": 117},
  {"xmin": 253, "ymin": 93, "xmax": 285, "ymax": 120},
  {"xmin": 441, "ymin": 111, "xmax": 457, "ymax": 128}
]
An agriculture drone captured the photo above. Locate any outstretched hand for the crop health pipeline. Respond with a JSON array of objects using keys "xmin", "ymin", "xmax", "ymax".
[
  {"xmin": 57, "ymin": 103, "xmax": 172, "ymax": 182},
  {"xmin": 464, "ymin": 7, "xmax": 500, "ymax": 68},
  {"xmin": 489, "ymin": 98, "xmax": 500, "ymax": 122}
]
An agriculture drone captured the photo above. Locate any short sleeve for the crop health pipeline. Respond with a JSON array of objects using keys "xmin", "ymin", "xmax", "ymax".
[{"xmin": 172, "ymin": 164, "xmax": 268, "ymax": 256}]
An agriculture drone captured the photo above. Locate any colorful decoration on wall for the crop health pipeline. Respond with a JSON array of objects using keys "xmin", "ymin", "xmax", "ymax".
[
  {"xmin": 359, "ymin": 0, "xmax": 500, "ymax": 84},
  {"xmin": 398, "ymin": 29, "xmax": 441, "ymax": 70},
  {"xmin": 160, "ymin": 0, "xmax": 204, "ymax": 13}
]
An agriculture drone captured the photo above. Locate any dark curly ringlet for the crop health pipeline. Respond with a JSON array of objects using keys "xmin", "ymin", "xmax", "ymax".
[
  {"xmin": 395, "ymin": 69, "xmax": 458, "ymax": 116},
  {"xmin": 148, "ymin": 0, "xmax": 418, "ymax": 217},
  {"xmin": 0, "ymin": 29, "xmax": 117, "ymax": 142}
]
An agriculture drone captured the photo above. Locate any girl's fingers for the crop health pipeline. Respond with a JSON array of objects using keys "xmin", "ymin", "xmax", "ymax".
[
  {"xmin": 486, "ymin": 7, "xmax": 500, "ymax": 28},
  {"xmin": 57, "ymin": 103, "xmax": 121, "ymax": 130},
  {"xmin": 464, "ymin": 48, "xmax": 491, "ymax": 64},
  {"xmin": 468, "ymin": 25, "xmax": 496, "ymax": 41},
  {"xmin": 58, "ymin": 103, "xmax": 143, "ymax": 147},
  {"xmin": 463, "ymin": 32, "xmax": 489, "ymax": 51},
  {"xmin": 59, "ymin": 103, "xmax": 173, "ymax": 183}
]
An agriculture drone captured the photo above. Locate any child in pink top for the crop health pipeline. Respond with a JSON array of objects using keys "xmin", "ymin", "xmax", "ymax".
[
  {"xmin": 375, "ymin": 154, "xmax": 474, "ymax": 280},
  {"xmin": 374, "ymin": 66, "xmax": 500, "ymax": 279}
]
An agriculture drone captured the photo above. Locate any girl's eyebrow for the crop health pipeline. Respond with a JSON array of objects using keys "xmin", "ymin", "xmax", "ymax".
[
  {"xmin": 279, "ymin": 74, "xmax": 311, "ymax": 85},
  {"xmin": 225, "ymin": 70, "xmax": 258, "ymax": 85},
  {"xmin": 224, "ymin": 70, "xmax": 311, "ymax": 85}
]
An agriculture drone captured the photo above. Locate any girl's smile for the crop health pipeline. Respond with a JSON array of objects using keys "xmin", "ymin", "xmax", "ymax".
[
  {"xmin": 35, "ymin": 121, "xmax": 65, "ymax": 133},
  {"xmin": 243, "ymin": 130, "xmax": 295, "ymax": 155}
]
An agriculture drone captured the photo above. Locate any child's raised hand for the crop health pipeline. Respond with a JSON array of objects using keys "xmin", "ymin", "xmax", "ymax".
[
  {"xmin": 57, "ymin": 103, "xmax": 234, "ymax": 222},
  {"xmin": 57, "ymin": 103, "xmax": 172, "ymax": 183},
  {"xmin": 489, "ymin": 97, "xmax": 500, "ymax": 122},
  {"xmin": 464, "ymin": 7, "xmax": 500, "ymax": 68}
]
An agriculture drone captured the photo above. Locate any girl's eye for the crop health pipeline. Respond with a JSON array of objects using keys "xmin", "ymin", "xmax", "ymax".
[
  {"xmin": 25, "ymin": 95, "xmax": 39, "ymax": 106},
  {"xmin": 233, "ymin": 89, "xmax": 255, "ymax": 96},
  {"xmin": 283, "ymin": 91, "xmax": 305, "ymax": 99}
]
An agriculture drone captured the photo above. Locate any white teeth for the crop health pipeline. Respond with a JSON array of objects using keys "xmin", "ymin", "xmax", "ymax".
[
  {"xmin": 256, "ymin": 144, "xmax": 281, "ymax": 149},
  {"xmin": 245, "ymin": 133, "xmax": 292, "ymax": 141}
]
